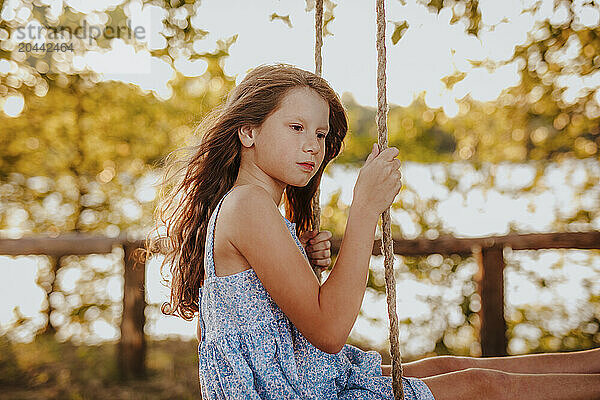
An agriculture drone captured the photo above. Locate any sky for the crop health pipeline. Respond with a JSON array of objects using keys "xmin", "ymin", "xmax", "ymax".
[{"xmin": 3, "ymin": 0, "xmax": 600, "ymax": 117}]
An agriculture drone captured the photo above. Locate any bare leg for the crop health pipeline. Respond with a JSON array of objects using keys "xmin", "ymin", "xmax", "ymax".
[
  {"xmin": 421, "ymin": 368, "xmax": 600, "ymax": 400},
  {"xmin": 463, "ymin": 347, "xmax": 600, "ymax": 375},
  {"xmin": 382, "ymin": 356, "xmax": 469, "ymax": 378},
  {"xmin": 382, "ymin": 347, "xmax": 600, "ymax": 378},
  {"xmin": 403, "ymin": 355, "xmax": 465, "ymax": 377}
]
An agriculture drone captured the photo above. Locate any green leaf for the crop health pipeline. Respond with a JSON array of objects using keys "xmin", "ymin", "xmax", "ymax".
[
  {"xmin": 441, "ymin": 71, "xmax": 467, "ymax": 90},
  {"xmin": 269, "ymin": 13, "xmax": 293, "ymax": 28},
  {"xmin": 391, "ymin": 21, "xmax": 409, "ymax": 45}
]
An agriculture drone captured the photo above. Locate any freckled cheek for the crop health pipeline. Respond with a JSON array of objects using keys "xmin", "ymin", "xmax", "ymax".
[{"xmin": 319, "ymin": 146, "xmax": 326, "ymax": 162}]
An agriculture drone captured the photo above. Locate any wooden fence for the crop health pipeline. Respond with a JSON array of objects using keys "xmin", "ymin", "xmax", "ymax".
[{"xmin": 0, "ymin": 230, "xmax": 598, "ymax": 378}]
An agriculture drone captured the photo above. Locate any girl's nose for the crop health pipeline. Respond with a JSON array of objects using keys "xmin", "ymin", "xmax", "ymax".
[{"xmin": 303, "ymin": 134, "xmax": 320, "ymax": 154}]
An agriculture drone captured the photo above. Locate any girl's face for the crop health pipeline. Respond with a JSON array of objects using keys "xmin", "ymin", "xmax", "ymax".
[{"xmin": 246, "ymin": 86, "xmax": 330, "ymax": 189}]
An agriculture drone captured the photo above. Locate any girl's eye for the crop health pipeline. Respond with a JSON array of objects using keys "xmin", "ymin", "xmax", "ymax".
[{"xmin": 291, "ymin": 124, "xmax": 326, "ymax": 139}]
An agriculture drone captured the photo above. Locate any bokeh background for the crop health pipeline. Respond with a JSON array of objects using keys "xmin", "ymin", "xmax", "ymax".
[{"xmin": 0, "ymin": 0, "xmax": 599, "ymax": 398}]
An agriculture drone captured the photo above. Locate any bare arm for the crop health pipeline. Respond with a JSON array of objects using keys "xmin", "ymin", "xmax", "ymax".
[
  {"xmin": 231, "ymin": 186, "xmax": 377, "ymax": 353},
  {"xmin": 316, "ymin": 145, "xmax": 400, "ymax": 352},
  {"xmin": 232, "ymin": 147, "xmax": 400, "ymax": 354},
  {"xmin": 231, "ymin": 186, "xmax": 333, "ymax": 352},
  {"xmin": 317, "ymin": 202, "xmax": 379, "ymax": 352}
]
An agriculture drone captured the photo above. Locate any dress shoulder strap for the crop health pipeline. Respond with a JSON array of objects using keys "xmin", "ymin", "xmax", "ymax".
[
  {"xmin": 204, "ymin": 186, "xmax": 236, "ymax": 279},
  {"xmin": 199, "ymin": 186, "xmax": 237, "ymax": 343}
]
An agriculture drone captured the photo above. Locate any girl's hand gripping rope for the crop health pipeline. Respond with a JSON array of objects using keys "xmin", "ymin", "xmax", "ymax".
[
  {"xmin": 352, "ymin": 143, "xmax": 403, "ymax": 217},
  {"xmin": 299, "ymin": 229, "xmax": 333, "ymax": 271}
]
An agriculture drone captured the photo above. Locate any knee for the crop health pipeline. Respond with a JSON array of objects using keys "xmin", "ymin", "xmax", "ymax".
[{"xmin": 463, "ymin": 368, "xmax": 510, "ymax": 400}]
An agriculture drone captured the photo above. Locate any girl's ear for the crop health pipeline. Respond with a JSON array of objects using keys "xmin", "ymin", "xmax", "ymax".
[{"xmin": 238, "ymin": 125, "xmax": 256, "ymax": 148}]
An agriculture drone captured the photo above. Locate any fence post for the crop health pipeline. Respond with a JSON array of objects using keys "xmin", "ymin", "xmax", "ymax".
[
  {"xmin": 474, "ymin": 244, "xmax": 507, "ymax": 356},
  {"xmin": 118, "ymin": 243, "xmax": 147, "ymax": 379}
]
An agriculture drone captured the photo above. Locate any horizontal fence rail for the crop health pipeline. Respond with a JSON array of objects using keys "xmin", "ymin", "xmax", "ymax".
[{"xmin": 1, "ymin": 230, "xmax": 598, "ymax": 378}]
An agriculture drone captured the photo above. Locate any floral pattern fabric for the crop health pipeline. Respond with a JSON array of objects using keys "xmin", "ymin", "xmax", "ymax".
[{"xmin": 198, "ymin": 187, "xmax": 436, "ymax": 399}]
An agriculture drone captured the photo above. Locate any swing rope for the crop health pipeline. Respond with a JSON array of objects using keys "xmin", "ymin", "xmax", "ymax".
[
  {"xmin": 311, "ymin": 0, "xmax": 324, "ymax": 284},
  {"xmin": 312, "ymin": 0, "xmax": 405, "ymax": 398},
  {"xmin": 375, "ymin": 0, "xmax": 405, "ymax": 397}
]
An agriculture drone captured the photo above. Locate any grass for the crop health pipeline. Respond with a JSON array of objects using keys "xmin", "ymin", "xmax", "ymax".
[{"xmin": 0, "ymin": 334, "xmax": 201, "ymax": 400}]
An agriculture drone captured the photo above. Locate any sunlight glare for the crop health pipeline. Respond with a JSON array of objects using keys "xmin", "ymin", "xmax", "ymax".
[{"xmin": 2, "ymin": 94, "xmax": 24, "ymax": 117}]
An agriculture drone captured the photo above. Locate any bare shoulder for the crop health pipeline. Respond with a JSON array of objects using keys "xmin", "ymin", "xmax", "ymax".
[
  {"xmin": 212, "ymin": 184, "xmax": 277, "ymax": 260},
  {"xmin": 210, "ymin": 185, "xmax": 274, "ymax": 277},
  {"xmin": 222, "ymin": 184, "xmax": 275, "ymax": 219},
  {"xmin": 218, "ymin": 185, "xmax": 280, "ymax": 240}
]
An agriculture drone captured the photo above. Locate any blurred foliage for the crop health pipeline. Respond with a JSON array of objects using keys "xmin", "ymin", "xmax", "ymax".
[
  {"xmin": 341, "ymin": 0, "xmax": 599, "ymax": 358},
  {"xmin": 0, "ymin": 334, "xmax": 201, "ymax": 399},
  {"xmin": 0, "ymin": 0, "xmax": 598, "ymax": 368},
  {"xmin": 323, "ymin": 158, "xmax": 600, "ymax": 357},
  {"xmin": 0, "ymin": 67, "xmax": 232, "ymax": 234}
]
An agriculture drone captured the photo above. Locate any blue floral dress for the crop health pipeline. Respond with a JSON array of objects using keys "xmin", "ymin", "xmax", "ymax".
[{"xmin": 198, "ymin": 187, "xmax": 436, "ymax": 399}]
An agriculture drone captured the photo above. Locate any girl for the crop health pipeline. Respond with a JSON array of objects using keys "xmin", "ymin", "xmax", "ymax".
[{"xmin": 149, "ymin": 63, "xmax": 600, "ymax": 399}]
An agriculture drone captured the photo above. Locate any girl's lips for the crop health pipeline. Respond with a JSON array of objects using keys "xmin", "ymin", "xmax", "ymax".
[{"xmin": 298, "ymin": 163, "xmax": 314, "ymax": 172}]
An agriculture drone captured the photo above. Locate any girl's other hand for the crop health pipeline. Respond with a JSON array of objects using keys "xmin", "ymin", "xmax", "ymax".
[
  {"xmin": 352, "ymin": 143, "xmax": 402, "ymax": 217},
  {"xmin": 299, "ymin": 229, "xmax": 332, "ymax": 271}
]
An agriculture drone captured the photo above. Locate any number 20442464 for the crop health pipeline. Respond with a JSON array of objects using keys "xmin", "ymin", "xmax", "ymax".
[{"xmin": 19, "ymin": 42, "xmax": 74, "ymax": 53}]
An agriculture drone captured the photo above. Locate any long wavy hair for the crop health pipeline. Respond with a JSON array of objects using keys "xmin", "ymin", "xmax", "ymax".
[{"xmin": 143, "ymin": 63, "xmax": 348, "ymax": 321}]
